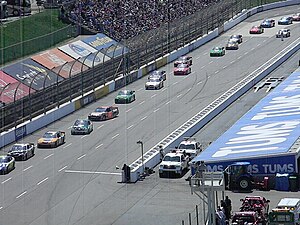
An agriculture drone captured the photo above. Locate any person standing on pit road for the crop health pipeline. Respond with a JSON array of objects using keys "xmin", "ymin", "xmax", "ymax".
[
  {"xmin": 224, "ymin": 196, "xmax": 232, "ymax": 220},
  {"xmin": 195, "ymin": 161, "xmax": 207, "ymax": 185}
]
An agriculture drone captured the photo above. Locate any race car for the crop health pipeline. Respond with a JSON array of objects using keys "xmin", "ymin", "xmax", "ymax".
[
  {"xmin": 8, "ymin": 143, "xmax": 35, "ymax": 160},
  {"xmin": 71, "ymin": 119, "xmax": 93, "ymax": 135},
  {"xmin": 276, "ymin": 29, "xmax": 290, "ymax": 38},
  {"xmin": 0, "ymin": 155, "xmax": 15, "ymax": 175},
  {"xmin": 229, "ymin": 34, "xmax": 243, "ymax": 43},
  {"xmin": 210, "ymin": 47, "xmax": 225, "ymax": 57},
  {"xmin": 173, "ymin": 63, "xmax": 191, "ymax": 75},
  {"xmin": 149, "ymin": 70, "xmax": 166, "ymax": 81},
  {"xmin": 260, "ymin": 19, "xmax": 275, "ymax": 28},
  {"xmin": 145, "ymin": 77, "xmax": 164, "ymax": 90},
  {"xmin": 249, "ymin": 25, "xmax": 264, "ymax": 34},
  {"xmin": 278, "ymin": 16, "xmax": 293, "ymax": 25},
  {"xmin": 225, "ymin": 40, "xmax": 239, "ymax": 50},
  {"xmin": 37, "ymin": 131, "xmax": 66, "ymax": 148},
  {"xmin": 88, "ymin": 106, "xmax": 119, "ymax": 121},
  {"xmin": 174, "ymin": 56, "xmax": 193, "ymax": 67},
  {"xmin": 292, "ymin": 13, "xmax": 300, "ymax": 21},
  {"xmin": 115, "ymin": 90, "xmax": 135, "ymax": 104}
]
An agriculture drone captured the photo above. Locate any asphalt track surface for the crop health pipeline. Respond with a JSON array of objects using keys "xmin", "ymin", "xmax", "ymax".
[{"xmin": 1, "ymin": 5, "xmax": 300, "ymax": 225}]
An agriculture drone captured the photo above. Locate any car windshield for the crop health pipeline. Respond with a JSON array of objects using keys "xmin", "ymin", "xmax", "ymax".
[
  {"xmin": 177, "ymin": 64, "xmax": 188, "ymax": 68},
  {"xmin": 74, "ymin": 120, "xmax": 87, "ymax": 126},
  {"xmin": 95, "ymin": 107, "xmax": 106, "ymax": 112},
  {"xmin": 151, "ymin": 71, "xmax": 160, "ymax": 75},
  {"xmin": 12, "ymin": 145, "xmax": 25, "ymax": 151},
  {"xmin": 0, "ymin": 157, "xmax": 9, "ymax": 163},
  {"xmin": 281, "ymin": 17, "xmax": 288, "ymax": 20},
  {"xmin": 213, "ymin": 47, "xmax": 221, "ymax": 50},
  {"xmin": 43, "ymin": 132, "xmax": 56, "ymax": 138},
  {"xmin": 230, "ymin": 35, "xmax": 239, "ymax": 39},
  {"xmin": 118, "ymin": 90, "xmax": 130, "ymax": 95},
  {"xmin": 163, "ymin": 156, "xmax": 180, "ymax": 162},
  {"xmin": 149, "ymin": 78, "xmax": 160, "ymax": 82},
  {"xmin": 228, "ymin": 41, "xmax": 236, "ymax": 45},
  {"xmin": 179, "ymin": 144, "xmax": 196, "ymax": 149},
  {"xmin": 252, "ymin": 26, "xmax": 258, "ymax": 29},
  {"xmin": 263, "ymin": 20, "xmax": 270, "ymax": 23}
]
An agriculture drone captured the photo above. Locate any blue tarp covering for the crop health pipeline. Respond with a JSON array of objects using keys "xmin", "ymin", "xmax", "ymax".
[{"xmin": 192, "ymin": 70, "xmax": 300, "ymax": 174}]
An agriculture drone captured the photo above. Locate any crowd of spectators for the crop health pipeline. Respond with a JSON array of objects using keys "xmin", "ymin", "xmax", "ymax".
[{"xmin": 66, "ymin": 0, "xmax": 219, "ymax": 40}]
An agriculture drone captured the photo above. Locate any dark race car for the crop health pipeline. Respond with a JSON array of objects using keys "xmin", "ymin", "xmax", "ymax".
[
  {"xmin": 174, "ymin": 56, "xmax": 193, "ymax": 67},
  {"xmin": 278, "ymin": 16, "xmax": 293, "ymax": 25},
  {"xmin": 8, "ymin": 143, "xmax": 35, "ymax": 161},
  {"xmin": 71, "ymin": 119, "xmax": 93, "ymax": 135}
]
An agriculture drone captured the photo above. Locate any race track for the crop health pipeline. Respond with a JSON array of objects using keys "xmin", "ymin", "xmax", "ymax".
[{"xmin": 0, "ymin": 5, "xmax": 300, "ymax": 225}]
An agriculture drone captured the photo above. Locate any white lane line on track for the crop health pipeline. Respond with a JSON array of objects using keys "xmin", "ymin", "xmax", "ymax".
[
  {"xmin": 237, "ymin": 56, "xmax": 242, "ymax": 60},
  {"xmin": 173, "ymin": 81, "xmax": 178, "ymax": 85},
  {"xmin": 37, "ymin": 177, "xmax": 48, "ymax": 186},
  {"xmin": 196, "ymin": 56, "xmax": 200, "ymax": 59},
  {"xmin": 139, "ymin": 101, "xmax": 145, "ymax": 105},
  {"xmin": 223, "ymin": 66, "xmax": 227, "ymax": 69},
  {"xmin": 203, "ymin": 53, "xmax": 207, "ymax": 55},
  {"xmin": 112, "ymin": 134, "xmax": 119, "ymax": 139},
  {"xmin": 127, "ymin": 125, "xmax": 134, "ymax": 129},
  {"xmin": 81, "ymin": 135, "xmax": 87, "ymax": 139},
  {"xmin": 244, "ymin": 51, "xmax": 248, "ymax": 55},
  {"xmin": 58, "ymin": 166, "xmax": 67, "ymax": 172},
  {"xmin": 97, "ymin": 124, "xmax": 104, "ymax": 129},
  {"xmin": 230, "ymin": 60, "xmax": 235, "ymax": 64},
  {"xmin": 137, "ymin": 88, "xmax": 143, "ymax": 91},
  {"xmin": 63, "ymin": 143, "xmax": 72, "ymax": 149},
  {"xmin": 16, "ymin": 191, "xmax": 27, "ymax": 199},
  {"xmin": 177, "ymin": 94, "xmax": 182, "ymax": 98},
  {"xmin": 1, "ymin": 177, "xmax": 11, "ymax": 184},
  {"xmin": 201, "ymin": 66, "xmax": 205, "ymax": 69},
  {"xmin": 65, "ymin": 170, "xmax": 121, "ymax": 175},
  {"xmin": 151, "ymin": 94, "xmax": 157, "ymax": 98},
  {"xmin": 0, "ymin": 207, "xmax": 2, "ymax": 210},
  {"xmin": 209, "ymin": 61, "xmax": 213, "ymax": 64},
  {"xmin": 161, "ymin": 88, "xmax": 167, "ymax": 92},
  {"xmin": 251, "ymin": 47, "xmax": 255, "ymax": 51},
  {"xmin": 44, "ymin": 153, "xmax": 53, "ymax": 160},
  {"xmin": 141, "ymin": 116, "xmax": 147, "ymax": 121},
  {"xmin": 197, "ymin": 81, "xmax": 202, "ymax": 85},
  {"xmin": 257, "ymin": 43, "xmax": 261, "ymax": 47},
  {"xmin": 68, "ymin": 126, "xmax": 72, "ymax": 129},
  {"xmin": 215, "ymin": 70, "xmax": 219, "ymax": 74},
  {"xmin": 77, "ymin": 154, "xmax": 86, "ymax": 160},
  {"xmin": 96, "ymin": 143, "xmax": 103, "ymax": 149},
  {"xmin": 165, "ymin": 101, "xmax": 171, "ymax": 105},
  {"xmin": 187, "ymin": 88, "xmax": 192, "ymax": 92},
  {"xmin": 153, "ymin": 108, "xmax": 160, "ymax": 112},
  {"xmin": 263, "ymin": 39, "xmax": 267, "ymax": 42},
  {"xmin": 23, "ymin": 165, "xmax": 33, "ymax": 172},
  {"xmin": 126, "ymin": 108, "xmax": 132, "ymax": 113}
]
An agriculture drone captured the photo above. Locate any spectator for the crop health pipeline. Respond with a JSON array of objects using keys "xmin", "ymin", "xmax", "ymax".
[
  {"xmin": 65, "ymin": 0, "xmax": 220, "ymax": 40},
  {"xmin": 224, "ymin": 196, "xmax": 232, "ymax": 220}
]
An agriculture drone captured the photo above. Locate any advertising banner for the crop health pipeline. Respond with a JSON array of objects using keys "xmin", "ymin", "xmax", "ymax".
[
  {"xmin": 31, "ymin": 48, "xmax": 74, "ymax": 70},
  {"xmin": 0, "ymin": 71, "xmax": 33, "ymax": 103},
  {"xmin": 52, "ymin": 60, "xmax": 88, "ymax": 78},
  {"xmin": 15, "ymin": 125, "xmax": 27, "ymax": 141},
  {"xmin": 2, "ymin": 59, "xmax": 64, "ymax": 90}
]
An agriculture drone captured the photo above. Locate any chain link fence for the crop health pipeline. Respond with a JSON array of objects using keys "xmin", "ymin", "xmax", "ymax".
[{"xmin": 0, "ymin": 0, "xmax": 277, "ymax": 133}]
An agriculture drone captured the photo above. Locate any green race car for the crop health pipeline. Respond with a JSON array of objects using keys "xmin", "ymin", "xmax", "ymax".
[
  {"xmin": 210, "ymin": 47, "xmax": 225, "ymax": 57},
  {"xmin": 115, "ymin": 90, "xmax": 136, "ymax": 104}
]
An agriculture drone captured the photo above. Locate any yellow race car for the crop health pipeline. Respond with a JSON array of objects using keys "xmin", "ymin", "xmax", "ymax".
[{"xmin": 37, "ymin": 131, "xmax": 65, "ymax": 148}]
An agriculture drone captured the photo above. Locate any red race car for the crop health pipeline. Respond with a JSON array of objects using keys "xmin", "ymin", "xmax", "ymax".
[
  {"xmin": 174, "ymin": 56, "xmax": 193, "ymax": 67},
  {"xmin": 249, "ymin": 25, "xmax": 264, "ymax": 34},
  {"xmin": 88, "ymin": 106, "xmax": 119, "ymax": 121},
  {"xmin": 292, "ymin": 13, "xmax": 300, "ymax": 21},
  {"xmin": 174, "ymin": 63, "xmax": 191, "ymax": 75}
]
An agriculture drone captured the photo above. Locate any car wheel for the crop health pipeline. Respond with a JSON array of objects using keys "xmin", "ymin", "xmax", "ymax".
[
  {"xmin": 23, "ymin": 153, "xmax": 28, "ymax": 161},
  {"xmin": 13, "ymin": 9, "xmax": 20, "ymax": 16},
  {"xmin": 55, "ymin": 141, "xmax": 58, "ymax": 147},
  {"xmin": 238, "ymin": 177, "xmax": 251, "ymax": 191},
  {"xmin": 159, "ymin": 173, "xmax": 164, "ymax": 178}
]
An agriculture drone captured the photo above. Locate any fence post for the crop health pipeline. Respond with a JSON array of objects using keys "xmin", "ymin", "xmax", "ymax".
[
  {"xmin": 196, "ymin": 205, "xmax": 199, "ymax": 225},
  {"xmin": 189, "ymin": 213, "xmax": 192, "ymax": 225}
]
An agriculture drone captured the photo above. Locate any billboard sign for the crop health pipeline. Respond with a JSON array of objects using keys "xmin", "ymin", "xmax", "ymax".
[
  {"xmin": 2, "ymin": 59, "xmax": 64, "ymax": 91},
  {"xmin": 0, "ymin": 71, "xmax": 33, "ymax": 103},
  {"xmin": 31, "ymin": 48, "xmax": 74, "ymax": 70}
]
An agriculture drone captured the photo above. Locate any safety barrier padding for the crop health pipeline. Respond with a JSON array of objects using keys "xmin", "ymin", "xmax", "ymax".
[
  {"xmin": 146, "ymin": 62, "xmax": 156, "ymax": 74},
  {"xmin": 95, "ymin": 85, "xmax": 109, "ymax": 99},
  {"xmin": 141, "ymin": 66, "xmax": 148, "ymax": 77},
  {"xmin": 74, "ymin": 99, "xmax": 82, "ymax": 110},
  {"xmin": 156, "ymin": 57, "xmax": 167, "ymax": 69},
  {"xmin": 194, "ymin": 29, "xmax": 219, "ymax": 49},
  {"xmin": 108, "ymin": 80, "xmax": 115, "ymax": 93},
  {"xmin": 0, "ymin": 129, "xmax": 16, "ymax": 148}
]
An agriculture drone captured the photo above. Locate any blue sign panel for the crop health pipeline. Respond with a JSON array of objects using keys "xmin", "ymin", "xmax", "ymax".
[
  {"xmin": 193, "ymin": 70, "xmax": 300, "ymax": 169},
  {"xmin": 2, "ymin": 59, "xmax": 64, "ymax": 90},
  {"xmin": 82, "ymin": 33, "xmax": 128, "ymax": 58},
  {"xmin": 15, "ymin": 125, "xmax": 27, "ymax": 141}
]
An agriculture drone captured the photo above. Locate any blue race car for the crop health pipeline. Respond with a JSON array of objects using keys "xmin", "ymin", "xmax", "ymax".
[
  {"xmin": 278, "ymin": 17, "xmax": 293, "ymax": 25},
  {"xmin": 0, "ymin": 155, "xmax": 15, "ymax": 175},
  {"xmin": 260, "ymin": 19, "xmax": 275, "ymax": 28}
]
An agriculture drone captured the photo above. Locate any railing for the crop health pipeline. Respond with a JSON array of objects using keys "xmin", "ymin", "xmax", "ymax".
[{"xmin": 0, "ymin": 0, "xmax": 278, "ymax": 132}]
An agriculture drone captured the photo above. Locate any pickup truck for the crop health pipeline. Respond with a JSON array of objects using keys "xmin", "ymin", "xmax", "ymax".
[
  {"xmin": 159, "ymin": 151, "xmax": 189, "ymax": 178},
  {"xmin": 176, "ymin": 137, "xmax": 202, "ymax": 159}
]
